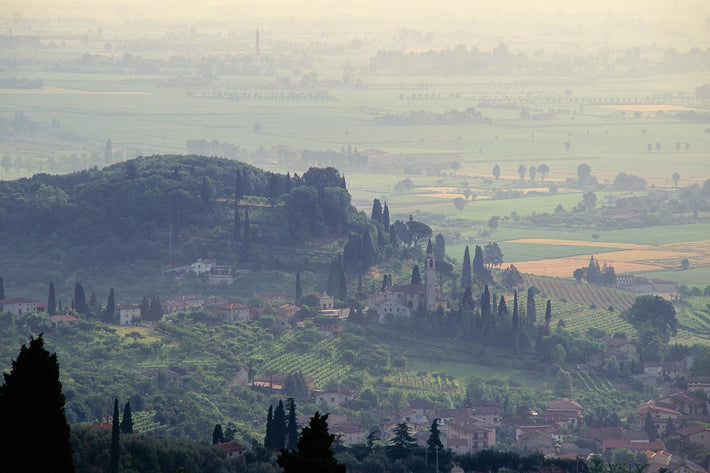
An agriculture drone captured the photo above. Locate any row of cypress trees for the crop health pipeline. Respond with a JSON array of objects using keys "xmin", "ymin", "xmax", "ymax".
[{"xmin": 265, "ymin": 398, "xmax": 300, "ymax": 451}]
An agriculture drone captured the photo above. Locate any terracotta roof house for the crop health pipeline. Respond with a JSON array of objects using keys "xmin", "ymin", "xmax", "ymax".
[
  {"xmin": 678, "ymin": 424, "xmax": 710, "ymax": 450},
  {"xmin": 0, "ymin": 297, "xmax": 43, "ymax": 315},
  {"xmin": 50, "ymin": 314, "xmax": 78, "ymax": 331},
  {"xmin": 657, "ymin": 392, "xmax": 707, "ymax": 417},
  {"xmin": 314, "ymin": 387, "xmax": 355, "ymax": 409},
  {"xmin": 218, "ymin": 441, "xmax": 246, "ymax": 457}
]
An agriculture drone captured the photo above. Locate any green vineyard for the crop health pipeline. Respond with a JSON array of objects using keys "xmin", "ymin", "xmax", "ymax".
[
  {"xmin": 522, "ymin": 275, "xmax": 636, "ymax": 312},
  {"xmin": 256, "ymin": 336, "xmax": 349, "ymax": 388}
]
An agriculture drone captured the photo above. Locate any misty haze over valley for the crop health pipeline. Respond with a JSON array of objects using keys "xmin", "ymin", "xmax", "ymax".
[{"xmin": 1, "ymin": 1, "xmax": 710, "ymax": 472}]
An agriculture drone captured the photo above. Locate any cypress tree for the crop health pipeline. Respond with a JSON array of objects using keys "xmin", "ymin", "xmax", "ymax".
[
  {"xmin": 411, "ymin": 265, "xmax": 421, "ymax": 285},
  {"xmin": 337, "ymin": 268, "xmax": 347, "ymax": 301},
  {"xmin": 426, "ymin": 419, "xmax": 444, "ymax": 465},
  {"xmin": 481, "ymin": 285, "xmax": 492, "ymax": 342},
  {"xmin": 264, "ymin": 405, "xmax": 274, "ymax": 449},
  {"xmin": 287, "ymin": 398, "xmax": 299, "ymax": 450},
  {"xmin": 74, "ymin": 282, "xmax": 87, "ymax": 315},
  {"xmin": 434, "ymin": 233, "xmax": 446, "ymax": 261},
  {"xmin": 139, "ymin": 297, "xmax": 150, "ymax": 320},
  {"xmin": 149, "ymin": 297, "xmax": 162, "ymax": 325},
  {"xmin": 212, "ymin": 423, "xmax": 224, "ymax": 445},
  {"xmin": 527, "ymin": 287, "xmax": 537, "ymax": 326},
  {"xmin": 295, "ymin": 272, "xmax": 302, "ymax": 302},
  {"xmin": 235, "ymin": 170, "xmax": 244, "ymax": 201},
  {"xmin": 89, "ymin": 292, "xmax": 98, "ymax": 313},
  {"xmin": 0, "ymin": 335, "xmax": 74, "ymax": 473},
  {"xmin": 512, "ymin": 291, "xmax": 519, "ymax": 354},
  {"xmin": 461, "ymin": 246, "xmax": 472, "ymax": 289},
  {"xmin": 243, "ymin": 209, "xmax": 251, "ymax": 248},
  {"xmin": 233, "ymin": 205, "xmax": 241, "ymax": 241},
  {"xmin": 371, "ymin": 199, "xmax": 383, "ymax": 223},
  {"xmin": 498, "ymin": 295, "xmax": 508, "ymax": 318},
  {"xmin": 544, "ymin": 300, "xmax": 552, "ymax": 335},
  {"xmin": 273, "ymin": 400, "xmax": 288, "ymax": 450},
  {"xmin": 360, "ymin": 230, "xmax": 374, "ymax": 273},
  {"xmin": 48, "ymin": 281, "xmax": 57, "ymax": 316},
  {"xmin": 382, "ymin": 203, "xmax": 390, "ymax": 231},
  {"xmin": 105, "ymin": 288, "xmax": 116, "ymax": 323},
  {"xmin": 111, "ymin": 398, "xmax": 120, "ymax": 473},
  {"xmin": 120, "ymin": 401, "xmax": 133, "ymax": 434}
]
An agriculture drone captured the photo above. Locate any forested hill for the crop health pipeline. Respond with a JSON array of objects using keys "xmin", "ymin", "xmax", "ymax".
[{"xmin": 0, "ymin": 155, "xmax": 364, "ymax": 284}]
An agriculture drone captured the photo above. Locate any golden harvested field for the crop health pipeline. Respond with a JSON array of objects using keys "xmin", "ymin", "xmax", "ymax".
[
  {"xmin": 509, "ymin": 239, "xmax": 710, "ymax": 278},
  {"xmin": 507, "ymin": 238, "xmax": 649, "ymax": 250}
]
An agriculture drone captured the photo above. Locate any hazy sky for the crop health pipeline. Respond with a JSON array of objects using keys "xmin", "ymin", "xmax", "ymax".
[{"xmin": 4, "ymin": 0, "xmax": 709, "ymax": 51}]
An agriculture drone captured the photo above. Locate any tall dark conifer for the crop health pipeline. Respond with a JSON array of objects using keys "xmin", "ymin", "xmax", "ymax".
[
  {"xmin": 149, "ymin": 297, "xmax": 162, "ymax": 325},
  {"xmin": 0, "ymin": 335, "xmax": 74, "ymax": 473},
  {"xmin": 527, "ymin": 287, "xmax": 537, "ymax": 326},
  {"xmin": 111, "ymin": 398, "xmax": 120, "ymax": 473},
  {"xmin": 120, "ymin": 401, "xmax": 133, "ymax": 434},
  {"xmin": 411, "ymin": 265, "xmax": 421, "ymax": 285},
  {"xmin": 105, "ymin": 288, "xmax": 116, "ymax": 323},
  {"xmin": 382, "ymin": 203, "xmax": 390, "ymax": 231},
  {"xmin": 287, "ymin": 398, "xmax": 299, "ymax": 450},
  {"xmin": 243, "ymin": 209, "xmax": 251, "ymax": 248},
  {"xmin": 295, "ymin": 272, "xmax": 302, "ymax": 302},
  {"xmin": 544, "ymin": 300, "xmax": 552, "ymax": 335},
  {"xmin": 48, "ymin": 281, "xmax": 57, "ymax": 316},
  {"xmin": 461, "ymin": 246, "xmax": 472, "ymax": 289},
  {"xmin": 512, "ymin": 291, "xmax": 519, "ymax": 354},
  {"xmin": 74, "ymin": 282, "xmax": 87, "ymax": 315},
  {"xmin": 371, "ymin": 199, "xmax": 383, "ymax": 223},
  {"xmin": 212, "ymin": 424, "xmax": 224, "ymax": 445},
  {"xmin": 273, "ymin": 400, "xmax": 288, "ymax": 450},
  {"xmin": 233, "ymin": 205, "xmax": 241, "ymax": 242},
  {"xmin": 498, "ymin": 295, "xmax": 508, "ymax": 318},
  {"xmin": 235, "ymin": 170, "xmax": 244, "ymax": 201},
  {"xmin": 139, "ymin": 297, "xmax": 150, "ymax": 320},
  {"xmin": 264, "ymin": 405, "xmax": 274, "ymax": 448}
]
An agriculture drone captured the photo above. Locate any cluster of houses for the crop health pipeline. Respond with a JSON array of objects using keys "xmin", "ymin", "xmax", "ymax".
[{"xmin": 615, "ymin": 274, "xmax": 679, "ymax": 295}]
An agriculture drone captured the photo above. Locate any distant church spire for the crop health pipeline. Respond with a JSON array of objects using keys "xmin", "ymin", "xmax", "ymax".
[{"xmin": 424, "ymin": 238, "xmax": 436, "ymax": 310}]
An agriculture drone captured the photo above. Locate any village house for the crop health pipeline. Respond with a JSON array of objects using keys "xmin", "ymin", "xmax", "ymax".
[
  {"xmin": 635, "ymin": 401, "xmax": 681, "ymax": 436},
  {"xmin": 218, "ymin": 441, "xmax": 246, "ymax": 457},
  {"xmin": 50, "ymin": 314, "xmax": 78, "ymax": 331},
  {"xmin": 116, "ymin": 303, "xmax": 140, "ymax": 325},
  {"xmin": 644, "ymin": 450, "xmax": 672, "ymax": 473},
  {"xmin": 601, "ymin": 335, "xmax": 639, "ymax": 365},
  {"xmin": 313, "ymin": 387, "xmax": 355, "ymax": 409},
  {"xmin": 601, "ymin": 439, "xmax": 664, "ymax": 454},
  {"xmin": 218, "ymin": 302, "xmax": 251, "ymax": 322},
  {"xmin": 687, "ymin": 376, "xmax": 710, "ymax": 393},
  {"xmin": 250, "ymin": 373, "xmax": 315, "ymax": 395},
  {"xmin": 657, "ymin": 392, "xmax": 707, "ymax": 417},
  {"xmin": 446, "ymin": 417, "xmax": 496, "ymax": 453},
  {"xmin": 515, "ymin": 427, "xmax": 557, "ymax": 455},
  {"xmin": 328, "ymin": 418, "xmax": 367, "ymax": 446},
  {"xmin": 538, "ymin": 398, "xmax": 584, "ymax": 428},
  {"xmin": 678, "ymin": 424, "xmax": 710, "ymax": 451},
  {"xmin": 0, "ymin": 297, "xmax": 44, "ymax": 315},
  {"xmin": 276, "ymin": 304, "xmax": 300, "ymax": 322}
]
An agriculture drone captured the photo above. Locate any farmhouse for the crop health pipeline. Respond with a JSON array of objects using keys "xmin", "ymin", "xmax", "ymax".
[
  {"xmin": 218, "ymin": 302, "xmax": 251, "ymax": 322},
  {"xmin": 116, "ymin": 303, "xmax": 140, "ymax": 325},
  {"xmin": 0, "ymin": 297, "xmax": 44, "ymax": 315},
  {"xmin": 313, "ymin": 387, "xmax": 355, "ymax": 409}
]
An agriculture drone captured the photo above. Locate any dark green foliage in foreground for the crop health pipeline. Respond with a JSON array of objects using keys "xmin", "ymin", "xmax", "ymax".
[
  {"xmin": 278, "ymin": 412, "xmax": 346, "ymax": 473},
  {"xmin": 0, "ymin": 335, "xmax": 75, "ymax": 473},
  {"xmin": 110, "ymin": 398, "xmax": 120, "ymax": 473},
  {"xmin": 71, "ymin": 425, "xmax": 237, "ymax": 473}
]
